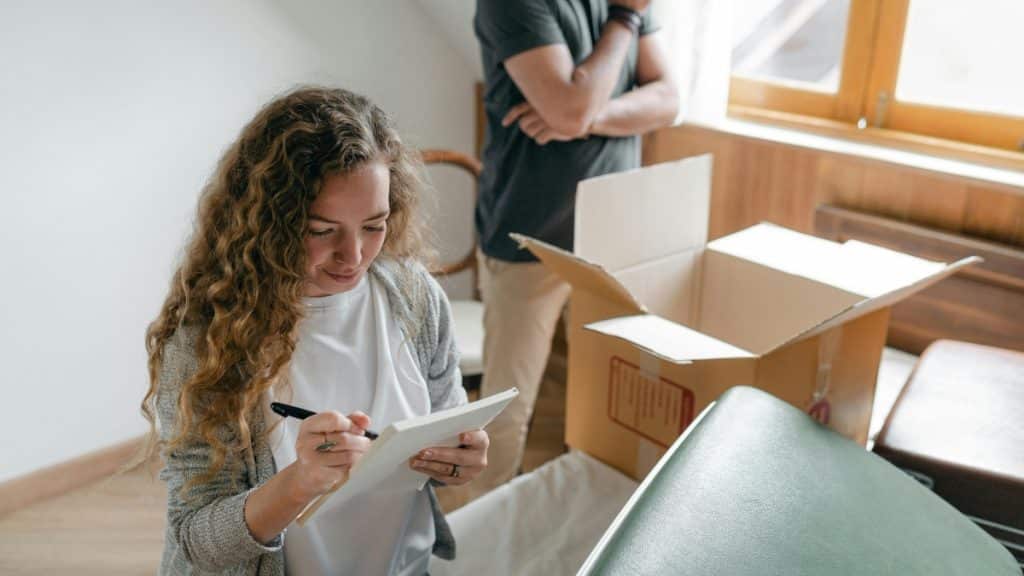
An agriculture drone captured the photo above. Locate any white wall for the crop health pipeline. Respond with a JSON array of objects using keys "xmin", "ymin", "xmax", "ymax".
[
  {"xmin": 415, "ymin": 0, "xmax": 481, "ymax": 81},
  {"xmin": 0, "ymin": 0, "xmax": 477, "ymax": 482}
]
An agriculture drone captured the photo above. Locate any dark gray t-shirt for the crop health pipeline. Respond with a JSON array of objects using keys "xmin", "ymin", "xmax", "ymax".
[{"xmin": 474, "ymin": 0, "xmax": 657, "ymax": 262}]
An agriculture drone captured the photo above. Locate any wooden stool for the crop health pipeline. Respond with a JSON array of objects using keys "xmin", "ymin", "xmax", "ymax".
[{"xmin": 873, "ymin": 340, "xmax": 1024, "ymax": 567}]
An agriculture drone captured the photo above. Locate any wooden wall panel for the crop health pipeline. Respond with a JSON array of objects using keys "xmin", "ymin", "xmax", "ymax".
[
  {"xmin": 643, "ymin": 124, "xmax": 1024, "ymax": 247},
  {"xmin": 815, "ymin": 205, "xmax": 1024, "ymax": 354},
  {"xmin": 963, "ymin": 185, "xmax": 1024, "ymax": 246},
  {"xmin": 817, "ymin": 155, "xmax": 866, "ymax": 211},
  {"xmin": 889, "ymin": 277, "xmax": 1024, "ymax": 354}
]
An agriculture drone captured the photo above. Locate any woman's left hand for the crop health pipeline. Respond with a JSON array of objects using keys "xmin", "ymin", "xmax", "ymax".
[{"xmin": 409, "ymin": 429, "xmax": 489, "ymax": 486}]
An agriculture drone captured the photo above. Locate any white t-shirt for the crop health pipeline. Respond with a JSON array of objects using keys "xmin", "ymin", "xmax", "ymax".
[{"xmin": 267, "ymin": 275, "xmax": 434, "ymax": 576}]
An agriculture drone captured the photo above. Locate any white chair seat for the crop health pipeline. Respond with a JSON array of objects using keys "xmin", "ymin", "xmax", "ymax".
[
  {"xmin": 429, "ymin": 451, "xmax": 638, "ymax": 575},
  {"xmin": 450, "ymin": 299, "xmax": 484, "ymax": 377}
]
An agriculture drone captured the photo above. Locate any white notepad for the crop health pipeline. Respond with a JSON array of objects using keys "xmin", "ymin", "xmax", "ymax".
[{"xmin": 297, "ymin": 387, "xmax": 519, "ymax": 524}]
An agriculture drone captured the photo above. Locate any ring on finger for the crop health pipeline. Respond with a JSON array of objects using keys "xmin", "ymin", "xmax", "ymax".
[
  {"xmin": 316, "ymin": 432, "xmax": 337, "ymax": 453},
  {"xmin": 450, "ymin": 463, "xmax": 460, "ymax": 478}
]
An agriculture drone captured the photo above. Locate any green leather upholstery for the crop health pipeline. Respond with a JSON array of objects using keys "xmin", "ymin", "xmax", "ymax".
[{"xmin": 579, "ymin": 386, "xmax": 1020, "ymax": 576}]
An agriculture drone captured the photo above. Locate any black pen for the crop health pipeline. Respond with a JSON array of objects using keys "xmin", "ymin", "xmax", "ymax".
[{"xmin": 270, "ymin": 401, "xmax": 379, "ymax": 440}]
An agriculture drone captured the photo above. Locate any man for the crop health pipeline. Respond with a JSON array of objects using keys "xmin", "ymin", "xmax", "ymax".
[{"xmin": 467, "ymin": 0, "xmax": 678, "ymax": 500}]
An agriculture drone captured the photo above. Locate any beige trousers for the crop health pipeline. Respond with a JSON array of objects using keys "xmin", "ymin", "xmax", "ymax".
[{"xmin": 446, "ymin": 250, "xmax": 571, "ymax": 507}]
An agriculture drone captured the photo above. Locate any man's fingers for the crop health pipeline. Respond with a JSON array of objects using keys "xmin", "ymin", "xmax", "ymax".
[
  {"xmin": 518, "ymin": 113, "xmax": 546, "ymax": 137},
  {"xmin": 502, "ymin": 102, "xmax": 532, "ymax": 126}
]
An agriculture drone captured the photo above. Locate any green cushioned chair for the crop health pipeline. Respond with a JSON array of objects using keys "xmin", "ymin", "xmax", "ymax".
[{"xmin": 579, "ymin": 386, "xmax": 1021, "ymax": 576}]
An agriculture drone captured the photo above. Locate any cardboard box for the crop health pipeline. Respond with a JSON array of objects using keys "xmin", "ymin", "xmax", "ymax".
[{"xmin": 513, "ymin": 155, "xmax": 979, "ymax": 480}]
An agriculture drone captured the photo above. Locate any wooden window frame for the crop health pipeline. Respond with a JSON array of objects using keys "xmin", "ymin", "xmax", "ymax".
[{"xmin": 729, "ymin": 0, "xmax": 1024, "ymax": 164}]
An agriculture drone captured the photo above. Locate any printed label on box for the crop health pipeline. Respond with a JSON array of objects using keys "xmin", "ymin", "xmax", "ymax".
[{"xmin": 608, "ymin": 356, "xmax": 695, "ymax": 448}]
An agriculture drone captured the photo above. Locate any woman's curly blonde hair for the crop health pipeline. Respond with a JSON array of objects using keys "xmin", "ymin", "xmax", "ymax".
[{"xmin": 136, "ymin": 86, "xmax": 429, "ymax": 487}]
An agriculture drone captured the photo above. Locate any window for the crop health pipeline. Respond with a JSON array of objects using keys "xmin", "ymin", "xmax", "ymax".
[
  {"xmin": 732, "ymin": 0, "xmax": 850, "ymax": 95},
  {"xmin": 729, "ymin": 0, "xmax": 1024, "ymax": 155}
]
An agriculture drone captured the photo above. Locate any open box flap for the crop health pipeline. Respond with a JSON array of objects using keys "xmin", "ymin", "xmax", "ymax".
[
  {"xmin": 697, "ymin": 248, "xmax": 863, "ymax": 356},
  {"xmin": 771, "ymin": 255, "xmax": 981, "ymax": 351},
  {"xmin": 707, "ymin": 223, "xmax": 963, "ymax": 298},
  {"xmin": 574, "ymin": 155, "xmax": 712, "ymax": 273},
  {"xmin": 512, "ymin": 233, "xmax": 646, "ymax": 314},
  {"xmin": 585, "ymin": 314, "xmax": 755, "ymax": 364}
]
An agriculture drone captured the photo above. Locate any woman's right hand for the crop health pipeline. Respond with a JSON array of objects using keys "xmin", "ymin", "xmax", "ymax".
[{"xmin": 288, "ymin": 411, "xmax": 372, "ymax": 504}]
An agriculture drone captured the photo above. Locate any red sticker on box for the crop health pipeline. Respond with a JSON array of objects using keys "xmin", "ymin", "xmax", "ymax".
[{"xmin": 608, "ymin": 357, "xmax": 695, "ymax": 448}]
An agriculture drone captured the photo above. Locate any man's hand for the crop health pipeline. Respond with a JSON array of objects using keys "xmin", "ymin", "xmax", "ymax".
[
  {"xmin": 503, "ymin": 102, "xmax": 582, "ymax": 145},
  {"xmin": 609, "ymin": 0, "xmax": 651, "ymax": 12}
]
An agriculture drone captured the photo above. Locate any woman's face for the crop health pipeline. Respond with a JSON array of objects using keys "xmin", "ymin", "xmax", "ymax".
[{"xmin": 303, "ymin": 161, "xmax": 391, "ymax": 297}]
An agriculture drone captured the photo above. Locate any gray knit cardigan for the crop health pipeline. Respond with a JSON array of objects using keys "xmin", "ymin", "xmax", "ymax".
[{"xmin": 156, "ymin": 259, "xmax": 466, "ymax": 575}]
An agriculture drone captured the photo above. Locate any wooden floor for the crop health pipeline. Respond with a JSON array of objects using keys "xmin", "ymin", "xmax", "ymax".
[
  {"xmin": 0, "ymin": 460, "xmax": 167, "ymax": 575},
  {"xmin": 520, "ymin": 376, "xmax": 568, "ymax": 474},
  {"xmin": 0, "ymin": 378, "xmax": 570, "ymax": 575}
]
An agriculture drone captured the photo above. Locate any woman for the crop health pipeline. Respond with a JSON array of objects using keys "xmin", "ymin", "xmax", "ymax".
[{"xmin": 139, "ymin": 87, "xmax": 487, "ymax": 575}]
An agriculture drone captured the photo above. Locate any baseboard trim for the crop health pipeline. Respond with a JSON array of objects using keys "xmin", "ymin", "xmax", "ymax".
[{"xmin": 0, "ymin": 435, "xmax": 145, "ymax": 517}]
